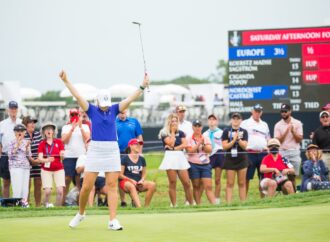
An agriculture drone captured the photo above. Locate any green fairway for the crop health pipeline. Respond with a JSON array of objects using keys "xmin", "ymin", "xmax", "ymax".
[{"xmin": 1, "ymin": 204, "xmax": 329, "ymax": 242}]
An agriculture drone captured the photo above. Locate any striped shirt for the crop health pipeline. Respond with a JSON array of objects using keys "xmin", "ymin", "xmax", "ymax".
[{"xmin": 24, "ymin": 131, "xmax": 42, "ymax": 158}]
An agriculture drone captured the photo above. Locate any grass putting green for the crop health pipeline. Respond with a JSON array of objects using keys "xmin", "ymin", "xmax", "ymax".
[{"xmin": 1, "ymin": 204, "xmax": 329, "ymax": 242}]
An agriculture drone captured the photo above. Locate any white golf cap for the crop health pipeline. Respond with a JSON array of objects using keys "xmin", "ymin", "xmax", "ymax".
[{"xmin": 97, "ymin": 89, "xmax": 112, "ymax": 107}]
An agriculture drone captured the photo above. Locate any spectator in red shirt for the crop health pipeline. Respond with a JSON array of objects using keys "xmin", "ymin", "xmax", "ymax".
[
  {"xmin": 38, "ymin": 122, "xmax": 65, "ymax": 207},
  {"xmin": 260, "ymin": 138, "xmax": 295, "ymax": 197}
]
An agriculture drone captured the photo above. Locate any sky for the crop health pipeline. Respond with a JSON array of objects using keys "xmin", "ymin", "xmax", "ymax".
[{"xmin": 0, "ymin": 0, "xmax": 329, "ymax": 93}]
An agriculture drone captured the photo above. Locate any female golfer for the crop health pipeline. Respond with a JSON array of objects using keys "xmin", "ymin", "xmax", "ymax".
[
  {"xmin": 158, "ymin": 113, "xmax": 193, "ymax": 207},
  {"xmin": 60, "ymin": 70, "xmax": 149, "ymax": 230}
]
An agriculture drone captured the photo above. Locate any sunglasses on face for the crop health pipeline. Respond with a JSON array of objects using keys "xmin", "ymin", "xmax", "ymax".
[
  {"xmin": 280, "ymin": 110, "xmax": 288, "ymax": 113},
  {"xmin": 321, "ymin": 115, "xmax": 329, "ymax": 119},
  {"xmin": 268, "ymin": 145, "xmax": 279, "ymax": 149},
  {"xmin": 70, "ymin": 113, "xmax": 79, "ymax": 117}
]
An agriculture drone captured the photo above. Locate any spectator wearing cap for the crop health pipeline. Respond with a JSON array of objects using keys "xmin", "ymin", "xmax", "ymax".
[
  {"xmin": 221, "ymin": 112, "xmax": 249, "ymax": 203},
  {"xmin": 175, "ymin": 104, "xmax": 193, "ymax": 138},
  {"xmin": 260, "ymin": 138, "xmax": 295, "ymax": 197},
  {"xmin": 60, "ymin": 70, "xmax": 149, "ymax": 230},
  {"xmin": 119, "ymin": 138, "xmax": 156, "ymax": 208},
  {"xmin": 240, "ymin": 104, "xmax": 270, "ymax": 197},
  {"xmin": 8, "ymin": 124, "xmax": 32, "ymax": 206},
  {"xmin": 116, "ymin": 109, "xmax": 143, "ymax": 207},
  {"xmin": 61, "ymin": 108, "xmax": 90, "ymax": 205},
  {"xmin": 38, "ymin": 122, "xmax": 65, "ymax": 207},
  {"xmin": 274, "ymin": 103, "xmax": 303, "ymax": 190},
  {"xmin": 23, "ymin": 116, "xmax": 43, "ymax": 207},
  {"xmin": 202, "ymin": 114, "xmax": 224, "ymax": 204},
  {"xmin": 0, "ymin": 101, "xmax": 22, "ymax": 198},
  {"xmin": 312, "ymin": 111, "xmax": 330, "ymax": 170},
  {"xmin": 301, "ymin": 144, "xmax": 330, "ymax": 192},
  {"xmin": 186, "ymin": 119, "xmax": 216, "ymax": 205},
  {"xmin": 158, "ymin": 113, "xmax": 193, "ymax": 207}
]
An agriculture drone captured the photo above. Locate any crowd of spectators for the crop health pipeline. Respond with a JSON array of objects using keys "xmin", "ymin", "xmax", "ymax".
[{"xmin": 0, "ymin": 100, "xmax": 329, "ymax": 208}]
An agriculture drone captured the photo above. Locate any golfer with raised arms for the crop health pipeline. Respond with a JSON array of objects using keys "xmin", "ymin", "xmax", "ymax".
[{"xmin": 60, "ymin": 71, "xmax": 149, "ymax": 230}]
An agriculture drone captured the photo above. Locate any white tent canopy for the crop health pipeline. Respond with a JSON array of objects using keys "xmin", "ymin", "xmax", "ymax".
[
  {"xmin": 108, "ymin": 84, "xmax": 137, "ymax": 98},
  {"xmin": 60, "ymin": 83, "xmax": 99, "ymax": 100},
  {"xmin": 20, "ymin": 87, "xmax": 42, "ymax": 99},
  {"xmin": 152, "ymin": 84, "xmax": 190, "ymax": 95}
]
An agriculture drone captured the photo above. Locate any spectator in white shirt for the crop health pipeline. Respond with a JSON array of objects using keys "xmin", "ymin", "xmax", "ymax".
[
  {"xmin": 176, "ymin": 104, "xmax": 193, "ymax": 138},
  {"xmin": 61, "ymin": 108, "xmax": 90, "ymax": 205},
  {"xmin": 240, "ymin": 104, "xmax": 270, "ymax": 197},
  {"xmin": 0, "ymin": 101, "xmax": 22, "ymax": 198}
]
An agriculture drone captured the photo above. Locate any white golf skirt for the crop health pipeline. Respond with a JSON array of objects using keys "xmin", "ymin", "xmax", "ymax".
[
  {"xmin": 85, "ymin": 141, "xmax": 121, "ymax": 172},
  {"xmin": 159, "ymin": 150, "xmax": 190, "ymax": 170}
]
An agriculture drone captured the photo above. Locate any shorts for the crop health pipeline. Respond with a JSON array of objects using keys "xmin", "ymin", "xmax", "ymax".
[
  {"xmin": 95, "ymin": 177, "xmax": 106, "ymax": 191},
  {"xmin": 119, "ymin": 178, "xmax": 136, "ymax": 191},
  {"xmin": 260, "ymin": 177, "xmax": 289, "ymax": 194},
  {"xmin": 188, "ymin": 162, "xmax": 212, "ymax": 180},
  {"xmin": 41, "ymin": 169, "xmax": 65, "ymax": 189},
  {"xmin": 63, "ymin": 158, "xmax": 78, "ymax": 177},
  {"xmin": 280, "ymin": 150, "xmax": 301, "ymax": 176},
  {"xmin": 0, "ymin": 154, "xmax": 10, "ymax": 179},
  {"xmin": 30, "ymin": 165, "xmax": 41, "ymax": 178},
  {"xmin": 246, "ymin": 152, "xmax": 267, "ymax": 180},
  {"xmin": 209, "ymin": 150, "xmax": 225, "ymax": 168}
]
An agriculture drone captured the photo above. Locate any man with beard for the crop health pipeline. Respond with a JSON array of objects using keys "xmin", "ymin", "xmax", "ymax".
[{"xmin": 274, "ymin": 104, "xmax": 303, "ymax": 191}]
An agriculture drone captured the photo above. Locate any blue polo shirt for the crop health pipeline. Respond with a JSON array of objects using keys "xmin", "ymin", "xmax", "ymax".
[
  {"xmin": 116, "ymin": 117, "xmax": 143, "ymax": 152},
  {"xmin": 86, "ymin": 103, "xmax": 120, "ymax": 141}
]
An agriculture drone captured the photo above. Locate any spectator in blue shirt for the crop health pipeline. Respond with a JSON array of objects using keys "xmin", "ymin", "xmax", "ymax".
[{"xmin": 116, "ymin": 109, "xmax": 143, "ymax": 154}]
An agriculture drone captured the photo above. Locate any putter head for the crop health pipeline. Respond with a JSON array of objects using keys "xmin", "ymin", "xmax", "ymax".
[{"xmin": 132, "ymin": 21, "xmax": 141, "ymax": 25}]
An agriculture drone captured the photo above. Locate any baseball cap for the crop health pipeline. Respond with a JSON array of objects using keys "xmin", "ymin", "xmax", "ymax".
[
  {"xmin": 41, "ymin": 121, "xmax": 57, "ymax": 131},
  {"xmin": 319, "ymin": 111, "xmax": 329, "ymax": 118},
  {"xmin": 128, "ymin": 138, "xmax": 144, "ymax": 146},
  {"xmin": 208, "ymin": 114, "xmax": 217, "ymax": 120},
  {"xmin": 176, "ymin": 104, "xmax": 187, "ymax": 112},
  {"xmin": 192, "ymin": 119, "xmax": 202, "ymax": 126},
  {"xmin": 306, "ymin": 143, "xmax": 319, "ymax": 150},
  {"xmin": 22, "ymin": 116, "xmax": 38, "ymax": 126},
  {"xmin": 322, "ymin": 103, "xmax": 330, "ymax": 110},
  {"xmin": 69, "ymin": 108, "xmax": 80, "ymax": 115},
  {"xmin": 280, "ymin": 103, "xmax": 291, "ymax": 111},
  {"xmin": 13, "ymin": 124, "xmax": 26, "ymax": 132},
  {"xmin": 231, "ymin": 112, "xmax": 242, "ymax": 119},
  {"xmin": 253, "ymin": 104, "xmax": 263, "ymax": 111},
  {"xmin": 96, "ymin": 89, "xmax": 112, "ymax": 107},
  {"xmin": 267, "ymin": 138, "xmax": 281, "ymax": 147},
  {"xmin": 8, "ymin": 101, "xmax": 18, "ymax": 109}
]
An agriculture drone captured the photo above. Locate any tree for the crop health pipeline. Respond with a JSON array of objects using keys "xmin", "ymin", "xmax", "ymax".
[{"xmin": 208, "ymin": 59, "xmax": 229, "ymax": 85}]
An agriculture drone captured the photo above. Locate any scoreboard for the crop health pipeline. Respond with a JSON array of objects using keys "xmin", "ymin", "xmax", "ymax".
[{"xmin": 228, "ymin": 26, "xmax": 330, "ymax": 113}]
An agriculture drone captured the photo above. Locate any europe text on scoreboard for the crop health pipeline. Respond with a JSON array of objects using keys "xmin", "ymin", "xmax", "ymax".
[{"xmin": 228, "ymin": 26, "xmax": 330, "ymax": 112}]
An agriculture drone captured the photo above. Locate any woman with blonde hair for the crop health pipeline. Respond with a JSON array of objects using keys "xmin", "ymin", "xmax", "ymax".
[
  {"xmin": 159, "ymin": 113, "xmax": 193, "ymax": 207},
  {"xmin": 301, "ymin": 144, "xmax": 330, "ymax": 192}
]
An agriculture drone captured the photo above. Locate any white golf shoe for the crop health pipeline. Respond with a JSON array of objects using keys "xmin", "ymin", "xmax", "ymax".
[
  {"xmin": 108, "ymin": 218, "xmax": 123, "ymax": 231},
  {"xmin": 69, "ymin": 212, "xmax": 85, "ymax": 228}
]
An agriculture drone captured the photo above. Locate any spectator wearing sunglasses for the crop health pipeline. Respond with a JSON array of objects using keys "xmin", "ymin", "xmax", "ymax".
[
  {"xmin": 274, "ymin": 104, "xmax": 303, "ymax": 191},
  {"xmin": 61, "ymin": 108, "xmax": 90, "ymax": 205},
  {"xmin": 312, "ymin": 111, "xmax": 330, "ymax": 170}
]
